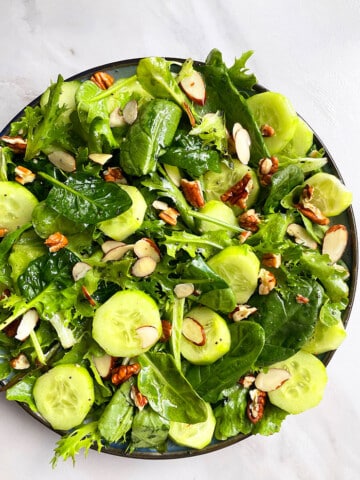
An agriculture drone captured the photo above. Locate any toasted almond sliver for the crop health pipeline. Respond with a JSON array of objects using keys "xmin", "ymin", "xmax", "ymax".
[{"xmin": 322, "ymin": 224, "xmax": 348, "ymax": 263}]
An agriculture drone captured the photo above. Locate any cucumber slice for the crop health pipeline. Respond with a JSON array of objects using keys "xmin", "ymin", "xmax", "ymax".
[
  {"xmin": 98, "ymin": 184, "xmax": 147, "ymax": 241},
  {"xmin": 305, "ymin": 172, "xmax": 353, "ymax": 216},
  {"xmin": 268, "ymin": 350, "xmax": 328, "ymax": 414},
  {"xmin": 203, "ymin": 160, "xmax": 259, "ymax": 214},
  {"xmin": 0, "ymin": 181, "xmax": 38, "ymax": 232},
  {"xmin": 281, "ymin": 117, "xmax": 313, "ymax": 158},
  {"xmin": 180, "ymin": 306, "xmax": 231, "ymax": 365},
  {"xmin": 207, "ymin": 245, "xmax": 260, "ymax": 304},
  {"xmin": 197, "ymin": 200, "xmax": 239, "ymax": 235},
  {"xmin": 33, "ymin": 364, "xmax": 95, "ymax": 431},
  {"xmin": 302, "ymin": 318, "xmax": 347, "ymax": 355},
  {"xmin": 169, "ymin": 402, "xmax": 216, "ymax": 449},
  {"xmin": 247, "ymin": 91, "xmax": 298, "ymax": 154},
  {"xmin": 40, "ymin": 80, "xmax": 81, "ymax": 123},
  {"xmin": 92, "ymin": 290, "xmax": 162, "ymax": 357}
]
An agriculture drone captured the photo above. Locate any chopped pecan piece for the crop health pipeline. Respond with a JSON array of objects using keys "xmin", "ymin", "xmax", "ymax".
[
  {"xmin": 0, "ymin": 228, "xmax": 9, "ymax": 238},
  {"xmin": 159, "ymin": 207, "xmax": 180, "ymax": 226},
  {"xmin": 130, "ymin": 385, "xmax": 148, "ymax": 410},
  {"xmin": 14, "ymin": 165, "xmax": 36, "ymax": 185},
  {"xmin": 0, "ymin": 135, "xmax": 27, "ymax": 154},
  {"xmin": 258, "ymin": 156, "xmax": 279, "ymax": 186},
  {"xmin": 220, "ymin": 173, "xmax": 253, "ymax": 210},
  {"xmin": 44, "ymin": 232, "xmax": 68, "ymax": 252},
  {"xmin": 258, "ymin": 268, "xmax": 276, "ymax": 295},
  {"xmin": 239, "ymin": 373, "xmax": 256, "ymax": 389},
  {"xmin": 230, "ymin": 304, "xmax": 257, "ymax": 322},
  {"xmin": 262, "ymin": 253, "xmax": 281, "ymax": 269},
  {"xmin": 90, "ymin": 71, "xmax": 115, "ymax": 90},
  {"xmin": 238, "ymin": 230, "xmax": 252, "ymax": 243},
  {"xmin": 111, "ymin": 362, "xmax": 141, "ymax": 386},
  {"xmin": 247, "ymin": 388, "xmax": 267, "ymax": 424},
  {"xmin": 238, "ymin": 209, "xmax": 261, "ymax": 232},
  {"xmin": 103, "ymin": 166, "xmax": 127, "ymax": 183},
  {"xmin": 180, "ymin": 179, "xmax": 205, "ymax": 208},
  {"xmin": 160, "ymin": 319, "xmax": 172, "ymax": 342},
  {"xmin": 296, "ymin": 294, "xmax": 309, "ymax": 304},
  {"xmin": 260, "ymin": 124, "xmax": 275, "ymax": 137},
  {"xmin": 10, "ymin": 353, "xmax": 30, "ymax": 370},
  {"xmin": 296, "ymin": 202, "xmax": 330, "ymax": 225}
]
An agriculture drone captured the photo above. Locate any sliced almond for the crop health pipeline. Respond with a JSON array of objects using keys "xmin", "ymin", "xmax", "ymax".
[
  {"xmin": 174, "ymin": 283, "xmax": 195, "ymax": 299},
  {"xmin": 131, "ymin": 256, "xmax": 157, "ymax": 277},
  {"xmin": 182, "ymin": 317, "xmax": 206, "ymax": 346},
  {"xmin": 15, "ymin": 309, "xmax": 39, "ymax": 341},
  {"xmin": 102, "ymin": 243, "xmax": 134, "ymax": 262},
  {"xmin": 93, "ymin": 353, "xmax": 113, "ymax": 378},
  {"xmin": 322, "ymin": 224, "xmax": 348, "ymax": 263},
  {"xmin": 286, "ymin": 223, "xmax": 318, "ymax": 249},
  {"xmin": 180, "ymin": 70, "xmax": 206, "ymax": 106},
  {"xmin": 72, "ymin": 262, "xmax": 92, "ymax": 281},
  {"xmin": 109, "ymin": 107, "xmax": 126, "ymax": 128},
  {"xmin": 101, "ymin": 240, "xmax": 126, "ymax": 254},
  {"xmin": 136, "ymin": 325, "xmax": 159, "ymax": 349},
  {"xmin": 152, "ymin": 199, "xmax": 169, "ymax": 211},
  {"xmin": 88, "ymin": 153, "xmax": 113, "ymax": 165},
  {"xmin": 123, "ymin": 100, "xmax": 138, "ymax": 125},
  {"xmin": 255, "ymin": 368, "xmax": 291, "ymax": 392},
  {"xmin": 48, "ymin": 150, "xmax": 76, "ymax": 172},
  {"xmin": 233, "ymin": 123, "xmax": 251, "ymax": 165},
  {"xmin": 10, "ymin": 353, "xmax": 30, "ymax": 370},
  {"xmin": 134, "ymin": 238, "xmax": 161, "ymax": 263}
]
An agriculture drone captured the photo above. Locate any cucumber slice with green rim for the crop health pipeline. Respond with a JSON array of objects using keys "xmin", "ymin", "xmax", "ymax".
[
  {"xmin": 33, "ymin": 364, "xmax": 95, "ymax": 431},
  {"xmin": 98, "ymin": 184, "xmax": 147, "ymax": 241},
  {"xmin": 92, "ymin": 290, "xmax": 162, "ymax": 357},
  {"xmin": 197, "ymin": 200, "xmax": 239, "ymax": 235},
  {"xmin": 305, "ymin": 172, "xmax": 353, "ymax": 216},
  {"xmin": 40, "ymin": 80, "xmax": 81, "ymax": 124},
  {"xmin": 281, "ymin": 117, "xmax": 313, "ymax": 158},
  {"xmin": 180, "ymin": 306, "xmax": 231, "ymax": 365},
  {"xmin": 207, "ymin": 245, "xmax": 260, "ymax": 304},
  {"xmin": 268, "ymin": 350, "xmax": 328, "ymax": 414},
  {"xmin": 203, "ymin": 160, "xmax": 259, "ymax": 214},
  {"xmin": 0, "ymin": 181, "xmax": 38, "ymax": 232},
  {"xmin": 302, "ymin": 318, "xmax": 347, "ymax": 355},
  {"xmin": 169, "ymin": 402, "xmax": 216, "ymax": 449},
  {"xmin": 247, "ymin": 91, "xmax": 298, "ymax": 154}
]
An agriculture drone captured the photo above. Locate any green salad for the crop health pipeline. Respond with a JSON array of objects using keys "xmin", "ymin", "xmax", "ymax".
[{"xmin": 0, "ymin": 49, "xmax": 353, "ymax": 465}]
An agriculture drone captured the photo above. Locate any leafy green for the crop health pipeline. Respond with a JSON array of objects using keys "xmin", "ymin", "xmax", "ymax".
[
  {"xmin": 137, "ymin": 352, "xmax": 208, "ymax": 423},
  {"xmin": 189, "ymin": 111, "xmax": 228, "ymax": 153},
  {"xmin": 263, "ymin": 165, "xmax": 304, "ymax": 213},
  {"xmin": 130, "ymin": 407, "xmax": 169, "ymax": 451},
  {"xmin": 42, "ymin": 171, "xmax": 132, "ymax": 224},
  {"xmin": 5, "ymin": 373, "xmax": 38, "ymax": 411},
  {"xmin": 98, "ymin": 380, "xmax": 134, "ymax": 443},
  {"xmin": 0, "ymin": 222, "xmax": 32, "ymax": 286},
  {"xmin": 227, "ymin": 50, "xmax": 257, "ymax": 93},
  {"xmin": 186, "ymin": 321, "xmax": 265, "ymax": 402},
  {"xmin": 214, "ymin": 386, "xmax": 252, "ymax": 439},
  {"xmin": 163, "ymin": 230, "xmax": 233, "ymax": 259},
  {"xmin": 120, "ymin": 99, "xmax": 182, "ymax": 176},
  {"xmin": 160, "ymin": 130, "xmax": 221, "ymax": 176}
]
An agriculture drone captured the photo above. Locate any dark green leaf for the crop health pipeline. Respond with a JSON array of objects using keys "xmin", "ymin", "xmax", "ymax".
[
  {"xmin": 130, "ymin": 407, "xmax": 169, "ymax": 451},
  {"xmin": 263, "ymin": 165, "xmax": 304, "ymax": 213},
  {"xmin": 43, "ymin": 171, "xmax": 132, "ymax": 224},
  {"xmin": 137, "ymin": 352, "xmax": 208, "ymax": 423}
]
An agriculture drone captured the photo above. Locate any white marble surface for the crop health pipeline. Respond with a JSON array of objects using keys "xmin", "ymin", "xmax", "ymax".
[{"xmin": 1, "ymin": 1, "xmax": 360, "ymax": 478}]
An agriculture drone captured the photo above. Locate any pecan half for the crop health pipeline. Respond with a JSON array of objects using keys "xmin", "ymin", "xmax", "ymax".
[
  {"xmin": 44, "ymin": 232, "xmax": 68, "ymax": 252},
  {"xmin": 247, "ymin": 388, "xmax": 267, "ymax": 424},
  {"xmin": 221, "ymin": 173, "xmax": 253, "ymax": 210},
  {"xmin": 103, "ymin": 166, "xmax": 127, "ymax": 184},
  {"xmin": 258, "ymin": 156, "xmax": 279, "ymax": 186},
  {"xmin": 90, "ymin": 71, "xmax": 115, "ymax": 90},
  {"xmin": 180, "ymin": 179, "xmax": 205, "ymax": 208},
  {"xmin": 111, "ymin": 363, "xmax": 141, "ymax": 386},
  {"xmin": 130, "ymin": 385, "xmax": 148, "ymax": 410},
  {"xmin": 159, "ymin": 207, "xmax": 180, "ymax": 226},
  {"xmin": 238, "ymin": 209, "xmax": 261, "ymax": 232},
  {"xmin": 0, "ymin": 135, "xmax": 27, "ymax": 154}
]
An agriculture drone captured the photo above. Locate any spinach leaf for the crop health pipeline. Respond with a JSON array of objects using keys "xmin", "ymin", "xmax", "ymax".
[
  {"xmin": 42, "ymin": 171, "xmax": 132, "ymax": 224},
  {"xmin": 186, "ymin": 321, "xmax": 265, "ymax": 403},
  {"xmin": 137, "ymin": 57, "xmax": 198, "ymax": 123},
  {"xmin": 5, "ymin": 373, "xmax": 39, "ymax": 412},
  {"xmin": 120, "ymin": 99, "xmax": 182, "ymax": 176},
  {"xmin": 137, "ymin": 352, "xmax": 208, "ymax": 423},
  {"xmin": 214, "ymin": 386, "xmax": 252, "ymax": 439},
  {"xmin": 160, "ymin": 131, "xmax": 221, "ymax": 177},
  {"xmin": 263, "ymin": 165, "xmax": 304, "ymax": 213},
  {"xmin": 98, "ymin": 381, "xmax": 134, "ymax": 443},
  {"xmin": 200, "ymin": 49, "xmax": 269, "ymax": 165},
  {"xmin": 130, "ymin": 407, "xmax": 169, "ymax": 452},
  {"xmin": 251, "ymin": 277, "xmax": 324, "ymax": 366}
]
